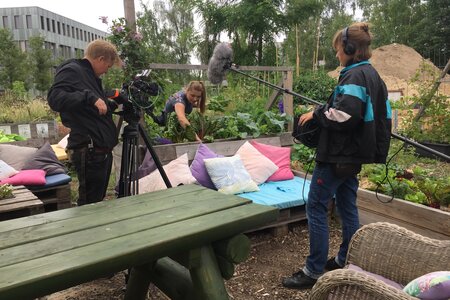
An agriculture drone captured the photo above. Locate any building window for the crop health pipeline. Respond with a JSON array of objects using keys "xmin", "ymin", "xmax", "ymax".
[
  {"xmin": 57, "ymin": 21, "xmax": 60, "ymax": 34},
  {"xmin": 72, "ymin": 26, "xmax": 75, "ymax": 38},
  {"xmin": 52, "ymin": 19, "xmax": 55, "ymax": 32},
  {"xmin": 76, "ymin": 28, "xmax": 79, "ymax": 40},
  {"xmin": 14, "ymin": 15, "xmax": 21, "ymax": 29},
  {"xmin": 2, "ymin": 16, "xmax": 8, "ymax": 28},
  {"xmin": 26, "ymin": 15, "xmax": 32, "ymax": 29},
  {"xmin": 67, "ymin": 24, "xmax": 70, "ymax": 37},
  {"xmin": 46, "ymin": 18, "xmax": 50, "ymax": 31},
  {"xmin": 40, "ymin": 16, "xmax": 44, "ymax": 29},
  {"xmin": 62, "ymin": 23, "xmax": 65, "ymax": 35}
]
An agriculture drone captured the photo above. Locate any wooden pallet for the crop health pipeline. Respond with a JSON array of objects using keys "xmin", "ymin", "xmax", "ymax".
[
  {"xmin": 0, "ymin": 186, "xmax": 44, "ymax": 221},
  {"xmin": 30, "ymin": 184, "xmax": 72, "ymax": 212}
]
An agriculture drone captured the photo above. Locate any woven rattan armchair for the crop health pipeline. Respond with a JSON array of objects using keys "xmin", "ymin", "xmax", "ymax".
[{"xmin": 309, "ymin": 222, "xmax": 450, "ymax": 300}]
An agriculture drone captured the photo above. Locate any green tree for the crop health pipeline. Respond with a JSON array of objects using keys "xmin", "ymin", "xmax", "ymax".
[
  {"xmin": 28, "ymin": 36, "xmax": 53, "ymax": 93},
  {"xmin": 0, "ymin": 29, "xmax": 28, "ymax": 89}
]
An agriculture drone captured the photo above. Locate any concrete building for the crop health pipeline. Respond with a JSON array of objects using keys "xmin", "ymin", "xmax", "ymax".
[{"xmin": 0, "ymin": 6, "xmax": 107, "ymax": 59}]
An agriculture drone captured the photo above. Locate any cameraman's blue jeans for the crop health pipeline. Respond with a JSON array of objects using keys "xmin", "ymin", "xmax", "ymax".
[{"xmin": 302, "ymin": 162, "xmax": 359, "ymax": 279}]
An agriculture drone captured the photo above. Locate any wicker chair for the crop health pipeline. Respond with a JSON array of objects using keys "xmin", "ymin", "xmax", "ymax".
[{"xmin": 309, "ymin": 222, "xmax": 450, "ymax": 300}]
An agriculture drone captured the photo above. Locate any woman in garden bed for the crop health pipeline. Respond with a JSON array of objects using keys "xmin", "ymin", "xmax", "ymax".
[{"xmin": 154, "ymin": 81, "xmax": 206, "ymax": 142}]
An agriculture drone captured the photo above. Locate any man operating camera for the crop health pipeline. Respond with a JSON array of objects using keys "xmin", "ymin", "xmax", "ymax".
[{"xmin": 48, "ymin": 39, "xmax": 122, "ymax": 206}]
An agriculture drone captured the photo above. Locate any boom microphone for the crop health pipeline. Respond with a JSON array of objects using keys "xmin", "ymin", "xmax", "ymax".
[{"xmin": 207, "ymin": 42, "xmax": 233, "ymax": 84}]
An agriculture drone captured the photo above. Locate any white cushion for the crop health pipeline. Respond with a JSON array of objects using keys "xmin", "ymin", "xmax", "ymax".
[
  {"xmin": 138, "ymin": 153, "xmax": 196, "ymax": 193},
  {"xmin": 0, "ymin": 160, "xmax": 18, "ymax": 180},
  {"xmin": 235, "ymin": 141, "xmax": 278, "ymax": 185}
]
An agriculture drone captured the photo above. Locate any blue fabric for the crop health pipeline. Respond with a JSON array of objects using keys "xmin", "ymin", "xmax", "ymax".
[
  {"xmin": 334, "ymin": 84, "xmax": 374, "ymax": 122},
  {"xmin": 386, "ymin": 99, "xmax": 392, "ymax": 119},
  {"xmin": 302, "ymin": 162, "xmax": 359, "ymax": 279},
  {"xmin": 238, "ymin": 176, "xmax": 310, "ymax": 209},
  {"xmin": 27, "ymin": 173, "xmax": 72, "ymax": 190}
]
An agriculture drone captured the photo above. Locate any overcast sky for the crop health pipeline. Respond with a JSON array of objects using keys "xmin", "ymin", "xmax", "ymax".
[{"xmin": 0, "ymin": 0, "xmax": 147, "ymax": 31}]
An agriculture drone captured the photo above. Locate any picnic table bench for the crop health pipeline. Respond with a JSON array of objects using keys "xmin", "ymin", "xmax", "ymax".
[{"xmin": 0, "ymin": 184, "xmax": 278, "ymax": 300}]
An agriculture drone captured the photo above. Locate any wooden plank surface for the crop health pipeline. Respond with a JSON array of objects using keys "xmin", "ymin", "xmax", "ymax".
[
  {"xmin": 357, "ymin": 188, "xmax": 450, "ymax": 237},
  {"xmin": 0, "ymin": 184, "xmax": 202, "ymax": 233},
  {"xmin": 0, "ymin": 186, "xmax": 43, "ymax": 215},
  {"xmin": 0, "ymin": 196, "xmax": 254, "ymax": 266},
  {"xmin": 0, "ymin": 186, "xmax": 278, "ymax": 299}
]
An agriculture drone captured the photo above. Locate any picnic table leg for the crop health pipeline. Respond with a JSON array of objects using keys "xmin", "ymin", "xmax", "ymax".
[
  {"xmin": 189, "ymin": 245, "xmax": 229, "ymax": 300},
  {"xmin": 124, "ymin": 264, "xmax": 153, "ymax": 300}
]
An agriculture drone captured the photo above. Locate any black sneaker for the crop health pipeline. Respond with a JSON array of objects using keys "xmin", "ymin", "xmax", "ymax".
[
  {"xmin": 282, "ymin": 270, "xmax": 317, "ymax": 290},
  {"xmin": 325, "ymin": 257, "xmax": 343, "ymax": 271}
]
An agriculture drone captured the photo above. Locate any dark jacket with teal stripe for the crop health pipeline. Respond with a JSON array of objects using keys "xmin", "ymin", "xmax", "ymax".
[{"xmin": 313, "ymin": 60, "xmax": 392, "ymax": 164}]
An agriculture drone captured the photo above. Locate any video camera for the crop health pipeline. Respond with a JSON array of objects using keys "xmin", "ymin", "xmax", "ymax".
[{"xmin": 109, "ymin": 70, "xmax": 161, "ymax": 123}]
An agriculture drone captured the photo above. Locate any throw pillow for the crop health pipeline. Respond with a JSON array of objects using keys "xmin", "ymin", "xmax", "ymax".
[
  {"xmin": 139, "ymin": 153, "xmax": 196, "ymax": 193},
  {"xmin": 204, "ymin": 155, "xmax": 259, "ymax": 195},
  {"xmin": 347, "ymin": 264, "xmax": 404, "ymax": 290},
  {"xmin": 250, "ymin": 140, "xmax": 294, "ymax": 182},
  {"xmin": 136, "ymin": 149, "xmax": 157, "ymax": 179},
  {"xmin": 235, "ymin": 141, "xmax": 278, "ymax": 185},
  {"xmin": 21, "ymin": 142, "xmax": 67, "ymax": 175},
  {"xmin": 0, "ymin": 169, "xmax": 46, "ymax": 186},
  {"xmin": 190, "ymin": 143, "xmax": 223, "ymax": 189},
  {"xmin": 0, "ymin": 160, "xmax": 18, "ymax": 180},
  {"xmin": 403, "ymin": 271, "xmax": 450, "ymax": 300},
  {"xmin": 0, "ymin": 144, "xmax": 37, "ymax": 170}
]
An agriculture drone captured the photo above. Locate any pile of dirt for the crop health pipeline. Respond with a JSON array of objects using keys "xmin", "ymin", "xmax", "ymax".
[{"xmin": 328, "ymin": 43, "xmax": 450, "ymax": 97}]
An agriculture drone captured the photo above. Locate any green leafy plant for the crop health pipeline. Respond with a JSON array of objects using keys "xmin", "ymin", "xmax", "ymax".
[
  {"xmin": 0, "ymin": 184, "xmax": 13, "ymax": 199},
  {"xmin": 0, "ymin": 131, "xmax": 26, "ymax": 143},
  {"xmin": 400, "ymin": 63, "xmax": 450, "ymax": 144},
  {"xmin": 290, "ymin": 144, "xmax": 316, "ymax": 172}
]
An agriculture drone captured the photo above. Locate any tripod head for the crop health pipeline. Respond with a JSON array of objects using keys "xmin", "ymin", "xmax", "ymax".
[{"xmin": 113, "ymin": 70, "xmax": 161, "ymax": 126}]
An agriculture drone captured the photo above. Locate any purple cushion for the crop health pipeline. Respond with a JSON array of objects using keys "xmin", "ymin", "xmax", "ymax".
[
  {"xmin": 137, "ymin": 150, "xmax": 157, "ymax": 179},
  {"xmin": 0, "ymin": 169, "xmax": 46, "ymax": 186},
  {"xmin": 190, "ymin": 144, "xmax": 223, "ymax": 189},
  {"xmin": 403, "ymin": 271, "xmax": 450, "ymax": 300},
  {"xmin": 21, "ymin": 142, "xmax": 66, "ymax": 175},
  {"xmin": 347, "ymin": 264, "xmax": 404, "ymax": 290}
]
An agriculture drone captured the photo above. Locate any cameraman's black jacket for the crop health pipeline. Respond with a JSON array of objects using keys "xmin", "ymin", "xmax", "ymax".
[
  {"xmin": 48, "ymin": 59, "xmax": 118, "ymax": 150},
  {"xmin": 313, "ymin": 61, "xmax": 392, "ymax": 164}
]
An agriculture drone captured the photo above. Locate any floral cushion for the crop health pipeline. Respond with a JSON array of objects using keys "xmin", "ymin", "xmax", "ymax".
[
  {"xmin": 204, "ymin": 155, "xmax": 259, "ymax": 195},
  {"xmin": 403, "ymin": 271, "xmax": 450, "ymax": 300}
]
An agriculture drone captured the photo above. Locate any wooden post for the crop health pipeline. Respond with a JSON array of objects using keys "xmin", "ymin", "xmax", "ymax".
[
  {"xmin": 124, "ymin": 0, "xmax": 136, "ymax": 31},
  {"xmin": 125, "ymin": 265, "xmax": 152, "ymax": 300},
  {"xmin": 189, "ymin": 246, "xmax": 229, "ymax": 300},
  {"xmin": 296, "ymin": 24, "xmax": 300, "ymax": 76},
  {"xmin": 283, "ymin": 70, "xmax": 294, "ymax": 131}
]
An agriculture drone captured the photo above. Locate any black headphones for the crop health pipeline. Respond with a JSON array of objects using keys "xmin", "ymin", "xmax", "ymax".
[{"xmin": 342, "ymin": 27, "xmax": 356, "ymax": 55}]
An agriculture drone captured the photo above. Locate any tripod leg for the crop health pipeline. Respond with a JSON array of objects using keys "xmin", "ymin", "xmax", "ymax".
[
  {"xmin": 138, "ymin": 123, "xmax": 172, "ymax": 188},
  {"xmin": 118, "ymin": 125, "xmax": 140, "ymax": 198}
]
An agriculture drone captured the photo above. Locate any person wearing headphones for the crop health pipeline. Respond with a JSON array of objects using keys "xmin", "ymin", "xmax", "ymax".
[{"xmin": 282, "ymin": 22, "xmax": 392, "ymax": 290}]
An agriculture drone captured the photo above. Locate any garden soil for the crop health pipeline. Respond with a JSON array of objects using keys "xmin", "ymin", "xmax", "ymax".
[
  {"xmin": 43, "ymin": 220, "xmax": 342, "ymax": 300},
  {"xmin": 328, "ymin": 43, "xmax": 450, "ymax": 97}
]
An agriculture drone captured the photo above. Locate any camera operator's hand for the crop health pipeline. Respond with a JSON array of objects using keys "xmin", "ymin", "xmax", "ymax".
[
  {"xmin": 299, "ymin": 111, "xmax": 314, "ymax": 126},
  {"xmin": 94, "ymin": 98, "xmax": 108, "ymax": 115}
]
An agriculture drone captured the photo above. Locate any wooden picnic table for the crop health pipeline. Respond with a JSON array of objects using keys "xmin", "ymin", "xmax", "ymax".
[{"xmin": 0, "ymin": 184, "xmax": 278, "ymax": 300}]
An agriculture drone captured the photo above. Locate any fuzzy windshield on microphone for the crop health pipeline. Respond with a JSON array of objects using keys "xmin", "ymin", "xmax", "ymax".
[{"xmin": 207, "ymin": 42, "xmax": 233, "ymax": 84}]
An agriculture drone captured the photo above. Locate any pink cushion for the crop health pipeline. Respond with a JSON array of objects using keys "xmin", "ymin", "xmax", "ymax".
[
  {"xmin": 0, "ymin": 169, "xmax": 46, "ymax": 186},
  {"xmin": 235, "ymin": 142, "xmax": 278, "ymax": 185},
  {"xmin": 250, "ymin": 140, "xmax": 294, "ymax": 182}
]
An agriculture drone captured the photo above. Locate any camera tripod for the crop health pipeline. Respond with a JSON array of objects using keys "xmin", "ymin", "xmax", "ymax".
[{"xmin": 116, "ymin": 106, "xmax": 171, "ymax": 198}]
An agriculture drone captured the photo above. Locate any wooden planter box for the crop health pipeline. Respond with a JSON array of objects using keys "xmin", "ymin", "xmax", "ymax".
[
  {"xmin": 357, "ymin": 188, "xmax": 450, "ymax": 240},
  {"xmin": 0, "ymin": 120, "xmax": 59, "ymax": 147}
]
